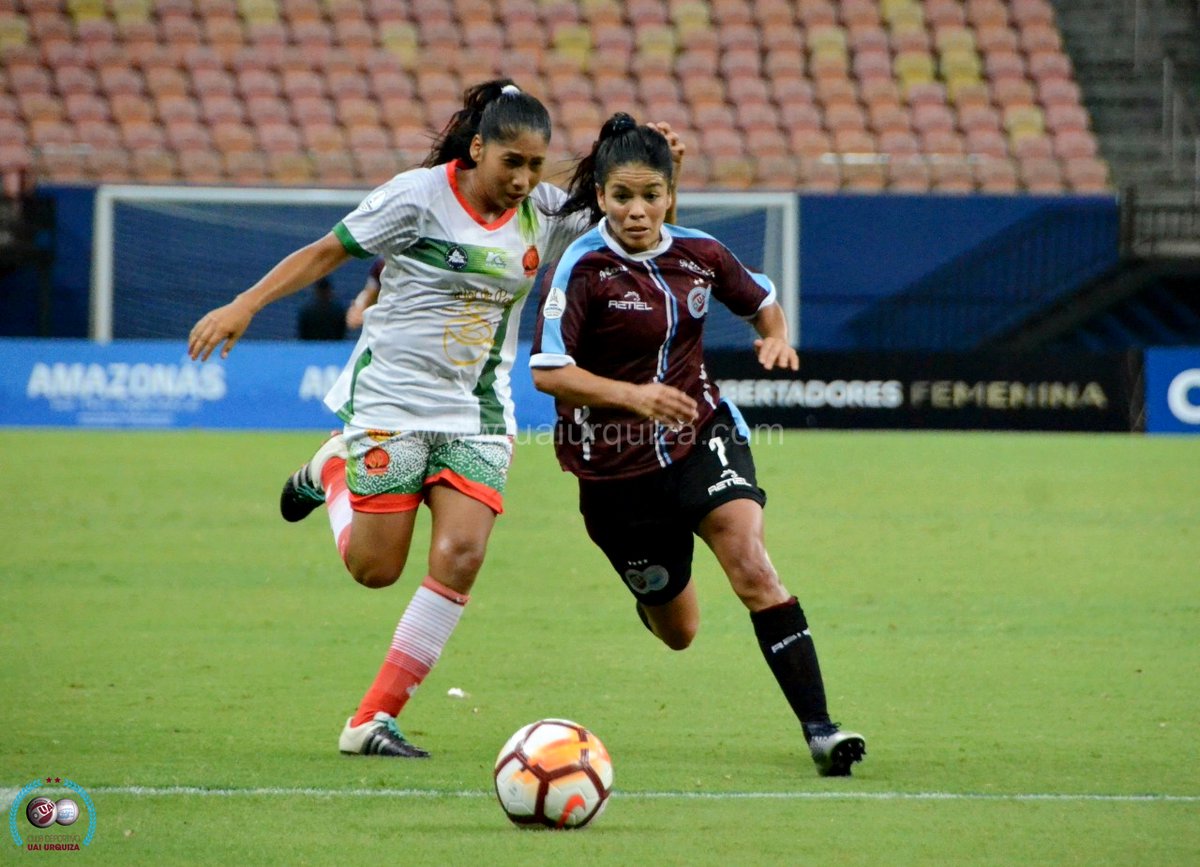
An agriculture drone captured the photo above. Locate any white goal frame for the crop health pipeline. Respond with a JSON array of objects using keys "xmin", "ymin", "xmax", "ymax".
[{"xmin": 91, "ymin": 185, "xmax": 799, "ymax": 344}]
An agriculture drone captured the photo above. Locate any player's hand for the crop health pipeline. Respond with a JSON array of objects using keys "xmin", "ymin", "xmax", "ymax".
[
  {"xmin": 648, "ymin": 122, "xmax": 685, "ymax": 169},
  {"xmin": 630, "ymin": 382, "xmax": 697, "ymax": 429},
  {"xmin": 188, "ymin": 299, "xmax": 254, "ymax": 361},
  {"xmin": 754, "ymin": 337, "xmax": 799, "ymax": 372}
]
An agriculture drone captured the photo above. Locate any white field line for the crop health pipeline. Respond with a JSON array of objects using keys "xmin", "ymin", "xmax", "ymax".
[{"xmin": 59, "ymin": 786, "xmax": 1200, "ymax": 804}]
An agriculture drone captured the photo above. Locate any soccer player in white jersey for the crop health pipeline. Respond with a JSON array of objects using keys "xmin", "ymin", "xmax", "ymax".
[
  {"xmin": 530, "ymin": 114, "xmax": 867, "ymax": 777},
  {"xmin": 188, "ymin": 81, "xmax": 682, "ymax": 758}
]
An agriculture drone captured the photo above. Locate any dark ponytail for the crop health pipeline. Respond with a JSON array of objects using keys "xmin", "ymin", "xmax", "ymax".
[
  {"xmin": 423, "ymin": 79, "xmax": 552, "ymax": 169},
  {"xmin": 555, "ymin": 112, "xmax": 675, "ymax": 224}
]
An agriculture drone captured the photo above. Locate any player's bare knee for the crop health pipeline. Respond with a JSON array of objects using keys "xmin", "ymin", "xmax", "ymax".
[
  {"xmin": 347, "ymin": 556, "xmax": 403, "ymax": 589},
  {"xmin": 729, "ymin": 561, "xmax": 784, "ymax": 609},
  {"xmin": 431, "ymin": 538, "xmax": 486, "ymax": 584},
  {"xmin": 658, "ymin": 626, "xmax": 696, "ymax": 651}
]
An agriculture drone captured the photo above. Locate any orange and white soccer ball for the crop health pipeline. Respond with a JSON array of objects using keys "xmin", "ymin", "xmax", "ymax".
[{"xmin": 493, "ymin": 719, "xmax": 613, "ymax": 829}]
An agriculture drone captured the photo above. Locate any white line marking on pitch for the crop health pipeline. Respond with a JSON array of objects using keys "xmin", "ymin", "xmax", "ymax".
[{"xmin": 83, "ymin": 786, "xmax": 1200, "ymax": 804}]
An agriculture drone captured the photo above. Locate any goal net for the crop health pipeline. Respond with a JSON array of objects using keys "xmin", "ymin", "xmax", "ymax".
[{"xmin": 92, "ymin": 186, "xmax": 798, "ymax": 348}]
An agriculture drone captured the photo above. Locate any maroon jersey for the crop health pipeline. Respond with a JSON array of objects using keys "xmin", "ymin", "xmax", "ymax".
[{"xmin": 530, "ymin": 221, "xmax": 776, "ymax": 479}]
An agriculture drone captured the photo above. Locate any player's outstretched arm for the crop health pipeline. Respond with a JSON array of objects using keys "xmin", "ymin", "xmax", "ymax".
[
  {"xmin": 532, "ymin": 364, "xmax": 697, "ymax": 429},
  {"xmin": 751, "ymin": 303, "xmax": 799, "ymax": 372},
  {"xmin": 188, "ymin": 233, "xmax": 353, "ymax": 361}
]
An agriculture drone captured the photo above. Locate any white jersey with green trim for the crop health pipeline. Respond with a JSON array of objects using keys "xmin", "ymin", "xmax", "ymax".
[{"xmin": 324, "ymin": 161, "xmax": 588, "ymax": 435}]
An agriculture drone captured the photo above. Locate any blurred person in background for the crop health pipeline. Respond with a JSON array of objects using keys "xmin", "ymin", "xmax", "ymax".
[
  {"xmin": 297, "ymin": 276, "xmax": 347, "ymax": 341},
  {"xmin": 344, "ymin": 258, "xmax": 382, "ymax": 332}
]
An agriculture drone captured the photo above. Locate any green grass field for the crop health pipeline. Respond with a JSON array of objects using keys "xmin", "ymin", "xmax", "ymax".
[{"xmin": 2, "ymin": 429, "xmax": 1197, "ymax": 865}]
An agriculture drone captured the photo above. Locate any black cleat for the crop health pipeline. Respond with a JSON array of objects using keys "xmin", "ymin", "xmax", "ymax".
[
  {"xmin": 804, "ymin": 721, "xmax": 866, "ymax": 777},
  {"xmin": 279, "ymin": 432, "xmax": 346, "ymax": 523},
  {"xmin": 338, "ymin": 712, "xmax": 430, "ymax": 758}
]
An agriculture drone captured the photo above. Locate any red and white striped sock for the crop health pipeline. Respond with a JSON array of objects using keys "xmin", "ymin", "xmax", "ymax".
[
  {"xmin": 350, "ymin": 576, "xmax": 469, "ymax": 726},
  {"xmin": 321, "ymin": 457, "xmax": 352, "ymax": 561}
]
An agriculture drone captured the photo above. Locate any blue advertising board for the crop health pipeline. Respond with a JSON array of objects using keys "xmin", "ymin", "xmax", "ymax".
[
  {"xmin": 0, "ymin": 339, "xmax": 556, "ymax": 430},
  {"xmin": 1144, "ymin": 348, "xmax": 1200, "ymax": 434}
]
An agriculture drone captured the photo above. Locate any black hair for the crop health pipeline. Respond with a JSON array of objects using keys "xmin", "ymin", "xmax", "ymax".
[
  {"xmin": 422, "ymin": 79, "xmax": 552, "ymax": 169},
  {"xmin": 555, "ymin": 112, "xmax": 674, "ymax": 224}
]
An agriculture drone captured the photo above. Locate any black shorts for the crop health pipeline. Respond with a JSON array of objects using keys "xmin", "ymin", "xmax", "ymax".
[{"xmin": 578, "ymin": 403, "xmax": 767, "ymax": 607}]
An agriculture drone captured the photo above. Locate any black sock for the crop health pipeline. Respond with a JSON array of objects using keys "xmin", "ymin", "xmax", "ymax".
[{"xmin": 750, "ymin": 597, "xmax": 831, "ymax": 729}]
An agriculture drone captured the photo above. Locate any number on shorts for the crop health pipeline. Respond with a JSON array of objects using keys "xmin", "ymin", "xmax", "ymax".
[{"xmin": 708, "ymin": 436, "xmax": 728, "ymax": 467}]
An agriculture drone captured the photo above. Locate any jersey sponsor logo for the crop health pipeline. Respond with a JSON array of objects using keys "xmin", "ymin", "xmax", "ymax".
[
  {"xmin": 680, "ymin": 258, "xmax": 715, "ymax": 279},
  {"xmin": 452, "ymin": 286, "xmax": 516, "ymax": 307},
  {"xmin": 687, "ymin": 284, "xmax": 711, "ymax": 318},
  {"xmin": 608, "ymin": 290, "xmax": 652, "ymax": 311},
  {"xmin": 706, "ymin": 467, "xmax": 751, "ymax": 496},
  {"xmin": 543, "ymin": 287, "xmax": 566, "ymax": 320},
  {"xmin": 522, "ymin": 245, "xmax": 540, "ymax": 277},
  {"xmin": 445, "ymin": 244, "xmax": 469, "ymax": 271},
  {"xmin": 364, "ymin": 447, "xmax": 390, "ymax": 475},
  {"xmin": 484, "ymin": 250, "xmax": 507, "ymax": 270},
  {"xmin": 443, "ymin": 301, "xmax": 497, "ymax": 366},
  {"xmin": 598, "ymin": 264, "xmax": 629, "ymax": 281},
  {"xmin": 624, "ymin": 564, "xmax": 670, "ymax": 595}
]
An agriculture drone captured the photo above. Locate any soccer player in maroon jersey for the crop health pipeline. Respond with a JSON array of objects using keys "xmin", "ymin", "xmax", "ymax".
[{"xmin": 530, "ymin": 114, "xmax": 866, "ymax": 776}]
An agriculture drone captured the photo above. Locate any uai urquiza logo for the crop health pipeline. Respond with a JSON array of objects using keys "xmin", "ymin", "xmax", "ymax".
[{"xmin": 8, "ymin": 778, "xmax": 96, "ymax": 851}]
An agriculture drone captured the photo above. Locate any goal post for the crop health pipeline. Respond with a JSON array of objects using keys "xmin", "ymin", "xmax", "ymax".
[{"xmin": 90, "ymin": 185, "xmax": 799, "ymax": 347}]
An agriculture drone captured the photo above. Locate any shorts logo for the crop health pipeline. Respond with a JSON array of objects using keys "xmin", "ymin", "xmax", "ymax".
[
  {"xmin": 543, "ymin": 287, "xmax": 566, "ymax": 320},
  {"xmin": 687, "ymin": 284, "xmax": 711, "ymax": 318},
  {"xmin": 707, "ymin": 467, "xmax": 750, "ymax": 495},
  {"xmin": 445, "ymin": 244, "xmax": 468, "ymax": 271},
  {"xmin": 624, "ymin": 564, "xmax": 670, "ymax": 595},
  {"xmin": 364, "ymin": 447, "xmax": 390, "ymax": 475},
  {"xmin": 522, "ymin": 245, "xmax": 540, "ymax": 277}
]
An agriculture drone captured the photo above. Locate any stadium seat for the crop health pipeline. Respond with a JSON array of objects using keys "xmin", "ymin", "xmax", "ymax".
[
  {"xmin": 974, "ymin": 23, "xmax": 1019, "ymax": 53},
  {"xmin": 880, "ymin": 129, "xmax": 921, "ymax": 157},
  {"xmin": 312, "ymin": 151, "xmax": 358, "ymax": 186},
  {"xmin": 1019, "ymin": 155, "xmax": 1066, "ymax": 192},
  {"xmin": 975, "ymin": 157, "xmax": 1020, "ymax": 192},
  {"xmin": 887, "ymin": 156, "xmax": 933, "ymax": 192},
  {"xmin": 964, "ymin": 127, "xmax": 1010, "ymax": 159},
  {"xmin": 176, "ymin": 148, "xmax": 224, "ymax": 184},
  {"xmin": 1064, "ymin": 157, "xmax": 1111, "ymax": 193},
  {"xmin": 930, "ymin": 157, "xmax": 976, "ymax": 192},
  {"xmin": 920, "ymin": 128, "xmax": 967, "ymax": 156},
  {"xmin": 1053, "ymin": 129, "xmax": 1100, "ymax": 161},
  {"xmin": 709, "ymin": 156, "xmax": 756, "ymax": 189},
  {"xmin": 1012, "ymin": 134, "xmax": 1055, "ymax": 160},
  {"xmin": 131, "ymin": 149, "xmax": 178, "ymax": 183},
  {"xmin": 842, "ymin": 159, "xmax": 888, "ymax": 192},
  {"xmin": 798, "ymin": 156, "xmax": 842, "ymax": 191},
  {"xmin": 755, "ymin": 154, "xmax": 802, "ymax": 188}
]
